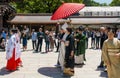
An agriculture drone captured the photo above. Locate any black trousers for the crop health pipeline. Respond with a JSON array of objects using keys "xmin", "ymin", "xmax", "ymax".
[
  {"xmin": 86, "ymin": 38, "xmax": 88, "ymax": 49},
  {"xmin": 36, "ymin": 39, "xmax": 43, "ymax": 52},
  {"xmin": 54, "ymin": 40, "xmax": 57, "ymax": 47},
  {"xmin": 65, "ymin": 57, "xmax": 74, "ymax": 69},
  {"xmin": 32, "ymin": 40, "xmax": 36, "ymax": 49},
  {"xmin": 45, "ymin": 41, "xmax": 50, "ymax": 51},
  {"xmin": 56, "ymin": 42, "xmax": 60, "ymax": 52}
]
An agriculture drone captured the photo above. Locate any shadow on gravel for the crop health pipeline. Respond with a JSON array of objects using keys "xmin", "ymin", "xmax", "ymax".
[
  {"xmin": 0, "ymin": 67, "xmax": 14, "ymax": 75},
  {"xmin": 100, "ymin": 71, "xmax": 108, "ymax": 78},
  {"xmin": 38, "ymin": 67, "xmax": 71, "ymax": 78},
  {"xmin": 96, "ymin": 67, "xmax": 108, "ymax": 78}
]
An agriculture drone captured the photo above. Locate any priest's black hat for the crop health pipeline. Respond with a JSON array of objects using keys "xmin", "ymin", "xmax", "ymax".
[{"xmin": 11, "ymin": 29, "xmax": 18, "ymax": 33}]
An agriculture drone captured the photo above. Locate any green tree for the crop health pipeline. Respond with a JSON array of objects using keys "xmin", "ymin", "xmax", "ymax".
[
  {"xmin": 83, "ymin": 0, "xmax": 92, "ymax": 6},
  {"xmin": 63, "ymin": 0, "xmax": 83, "ymax": 3},
  {"xmin": 10, "ymin": 0, "xmax": 62, "ymax": 13},
  {"xmin": 100, "ymin": 3, "xmax": 107, "ymax": 6},
  {"xmin": 10, "ymin": 0, "xmax": 108, "ymax": 13},
  {"xmin": 83, "ymin": 0, "xmax": 105, "ymax": 6},
  {"xmin": 110, "ymin": 0, "xmax": 120, "ymax": 6}
]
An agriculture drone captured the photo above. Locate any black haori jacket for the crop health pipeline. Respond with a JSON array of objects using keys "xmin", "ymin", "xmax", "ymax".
[{"xmin": 65, "ymin": 34, "xmax": 75, "ymax": 59}]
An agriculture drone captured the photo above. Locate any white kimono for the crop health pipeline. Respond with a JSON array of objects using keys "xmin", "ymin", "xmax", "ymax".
[
  {"xmin": 59, "ymin": 41, "xmax": 65, "ymax": 70},
  {"xmin": 58, "ymin": 33, "xmax": 68, "ymax": 70},
  {"xmin": 6, "ymin": 34, "xmax": 21, "ymax": 60}
]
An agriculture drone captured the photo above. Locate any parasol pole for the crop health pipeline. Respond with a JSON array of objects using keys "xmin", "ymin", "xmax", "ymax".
[
  {"xmin": 68, "ymin": 17, "xmax": 73, "ymax": 28},
  {"xmin": 57, "ymin": 20, "xmax": 60, "ymax": 31}
]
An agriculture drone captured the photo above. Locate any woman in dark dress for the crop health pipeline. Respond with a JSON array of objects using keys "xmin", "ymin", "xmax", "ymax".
[{"xmin": 64, "ymin": 27, "xmax": 75, "ymax": 76}]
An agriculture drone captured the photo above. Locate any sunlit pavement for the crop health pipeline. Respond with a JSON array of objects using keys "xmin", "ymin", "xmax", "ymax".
[{"xmin": 0, "ymin": 39, "xmax": 107, "ymax": 78}]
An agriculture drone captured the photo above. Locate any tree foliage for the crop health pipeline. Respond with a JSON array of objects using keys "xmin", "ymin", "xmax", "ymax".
[
  {"xmin": 83, "ymin": 0, "xmax": 107, "ymax": 6},
  {"xmin": 10, "ymin": 0, "xmax": 108, "ymax": 13},
  {"xmin": 10, "ymin": 0, "xmax": 62, "ymax": 13},
  {"xmin": 110, "ymin": 0, "xmax": 120, "ymax": 6}
]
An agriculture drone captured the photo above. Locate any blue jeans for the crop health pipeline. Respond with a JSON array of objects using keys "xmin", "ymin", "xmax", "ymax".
[{"xmin": 45, "ymin": 41, "xmax": 49, "ymax": 52}]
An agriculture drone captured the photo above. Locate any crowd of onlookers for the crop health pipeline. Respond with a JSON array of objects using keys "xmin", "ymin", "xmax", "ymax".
[
  {"xmin": 0, "ymin": 26, "xmax": 29, "ymax": 51},
  {"xmin": 89, "ymin": 28, "xmax": 120, "ymax": 49},
  {"xmin": 0, "ymin": 29, "xmax": 9, "ymax": 51},
  {"xmin": 0, "ymin": 26, "xmax": 120, "ymax": 52},
  {"xmin": 0, "ymin": 26, "xmax": 57, "ymax": 52}
]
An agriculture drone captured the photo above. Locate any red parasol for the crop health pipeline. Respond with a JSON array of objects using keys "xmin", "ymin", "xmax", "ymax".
[{"xmin": 51, "ymin": 3, "xmax": 85, "ymax": 20}]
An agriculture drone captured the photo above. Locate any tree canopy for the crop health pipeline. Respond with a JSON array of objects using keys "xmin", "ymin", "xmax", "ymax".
[
  {"xmin": 110, "ymin": 0, "xmax": 120, "ymax": 6},
  {"xmin": 10, "ymin": 0, "xmax": 109, "ymax": 13}
]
